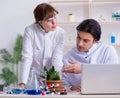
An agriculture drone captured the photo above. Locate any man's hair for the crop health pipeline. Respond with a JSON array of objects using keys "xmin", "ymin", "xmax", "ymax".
[
  {"xmin": 33, "ymin": 3, "xmax": 58, "ymax": 23},
  {"xmin": 76, "ymin": 19, "xmax": 101, "ymax": 41}
]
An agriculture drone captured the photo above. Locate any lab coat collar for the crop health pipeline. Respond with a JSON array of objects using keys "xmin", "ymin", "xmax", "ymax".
[
  {"xmin": 38, "ymin": 25, "xmax": 55, "ymax": 35},
  {"xmin": 74, "ymin": 41, "xmax": 102, "ymax": 58},
  {"xmin": 88, "ymin": 41, "xmax": 102, "ymax": 54}
]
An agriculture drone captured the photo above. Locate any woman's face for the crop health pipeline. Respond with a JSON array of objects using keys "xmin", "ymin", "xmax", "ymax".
[{"xmin": 39, "ymin": 15, "xmax": 58, "ymax": 32}]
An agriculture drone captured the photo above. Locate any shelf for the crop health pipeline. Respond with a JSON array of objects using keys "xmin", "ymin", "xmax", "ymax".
[
  {"xmin": 51, "ymin": 2, "xmax": 89, "ymax": 23},
  {"xmin": 92, "ymin": 1, "xmax": 120, "ymax": 5},
  {"xmin": 91, "ymin": 1, "xmax": 120, "ymax": 23},
  {"xmin": 58, "ymin": 21, "xmax": 80, "ymax": 25},
  {"xmin": 49, "ymin": 0, "xmax": 89, "ymax": 3},
  {"xmin": 49, "ymin": 0, "xmax": 120, "ymax": 55},
  {"xmin": 92, "ymin": 0, "xmax": 120, "ymax": 2},
  {"xmin": 99, "ymin": 21, "xmax": 120, "ymax": 25},
  {"xmin": 112, "ymin": 44, "xmax": 120, "ymax": 47},
  {"xmin": 49, "ymin": 0, "xmax": 120, "ymax": 3},
  {"xmin": 58, "ymin": 21, "xmax": 120, "ymax": 25}
]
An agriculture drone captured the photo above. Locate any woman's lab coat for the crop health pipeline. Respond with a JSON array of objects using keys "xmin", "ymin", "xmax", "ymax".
[{"xmin": 19, "ymin": 23, "xmax": 65, "ymax": 85}]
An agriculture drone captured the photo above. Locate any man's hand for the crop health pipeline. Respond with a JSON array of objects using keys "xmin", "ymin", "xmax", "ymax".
[
  {"xmin": 62, "ymin": 61, "xmax": 81, "ymax": 74},
  {"xmin": 71, "ymin": 84, "xmax": 81, "ymax": 92}
]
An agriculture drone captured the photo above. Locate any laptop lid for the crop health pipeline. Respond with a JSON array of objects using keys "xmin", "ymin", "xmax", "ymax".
[{"xmin": 81, "ymin": 64, "xmax": 120, "ymax": 95}]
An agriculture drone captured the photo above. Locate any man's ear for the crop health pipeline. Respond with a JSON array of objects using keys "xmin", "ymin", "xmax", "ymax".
[{"xmin": 93, "ymin": 39, "xmax": 98, "ymax": 43}]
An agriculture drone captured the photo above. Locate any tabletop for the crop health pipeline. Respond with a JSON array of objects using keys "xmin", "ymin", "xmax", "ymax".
[{"xmin": 0, "ymin": 91, "xmax": 120, "ymax": 98}]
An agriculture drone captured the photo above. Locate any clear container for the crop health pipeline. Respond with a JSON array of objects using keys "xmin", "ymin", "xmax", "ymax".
[{"xmin": 26, "ymin": 69, "xmax": 41, "ymax": 95}]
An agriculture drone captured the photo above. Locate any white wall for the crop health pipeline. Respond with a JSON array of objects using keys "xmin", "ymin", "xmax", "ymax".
[
  {"xmin": 0, "ymin": 0, "xmax": 48, "ymax": 79},
  {"xmin": 0, "ymin": 0, "xmax": 48, "ymax": 52}
]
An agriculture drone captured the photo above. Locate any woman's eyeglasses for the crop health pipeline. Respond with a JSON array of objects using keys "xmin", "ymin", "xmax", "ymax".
[
  {"xmin": 39, "ymin": 15, "xmax": 58, "ymax": 23},
  {"xmin": 46, "ymin": 14, "xmax": 58, "ymax": 22}
]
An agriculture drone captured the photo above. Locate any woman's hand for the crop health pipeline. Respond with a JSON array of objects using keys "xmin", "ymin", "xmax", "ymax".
[{"xmin": 18, "ymin": 83, "xmax": 25, "ymax": 88}]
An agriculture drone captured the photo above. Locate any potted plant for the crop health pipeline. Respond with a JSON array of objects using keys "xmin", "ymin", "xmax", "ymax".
[
  {"xmin": 40, "ymin": 66, "xmax": 64, "ymax": 93},
  {"xmin": 0, "ymin": 34, "xmax": 23, "ymax": 87}
]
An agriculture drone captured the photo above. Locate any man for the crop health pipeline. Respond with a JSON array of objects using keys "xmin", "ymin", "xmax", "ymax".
[{"xmin": 62, "ymin": 19, "xmax": 118, "ymax": 92}]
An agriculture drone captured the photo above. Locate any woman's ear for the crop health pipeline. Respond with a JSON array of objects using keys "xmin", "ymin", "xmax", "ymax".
[{"xmin": 39, "ymin": 21, "xmax": 42, "ymax": 25}]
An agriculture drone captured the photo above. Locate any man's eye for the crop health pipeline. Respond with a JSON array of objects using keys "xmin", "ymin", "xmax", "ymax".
[
  {"xmin": 84, "ymin": 40, "xmax": 89, "ymax": 43},
  {"xmin": 77, "ymin": 36, "xmax": 80, "ymax": 39}
]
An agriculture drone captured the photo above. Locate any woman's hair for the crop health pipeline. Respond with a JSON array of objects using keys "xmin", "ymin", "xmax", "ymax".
[
  {"xmin": 33, "ymin": 3, "xmax": 58, "ymax": 23},
  {"xmin": 76, "ymin": 19, "xmax": 102, "ymax": 41}
]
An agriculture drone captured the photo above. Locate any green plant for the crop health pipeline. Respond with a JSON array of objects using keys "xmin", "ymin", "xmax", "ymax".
[
  {"xmin": 41, "ymin": 66, "xmax": 64, "ymax": 93},
  {"xmin": 0, "ymin": 67, "xmax": 17, "ymax": 87},
  {"xmin": 41, "ymin": 65, "xmax": 60, "ymax": 80},
  {"xmin": 0, "ymin": 34, "xmax": 23, "ymax": 72},
  {"xmin": 0, "ymin": 34, "xmax": 23, "ymax": 86}
]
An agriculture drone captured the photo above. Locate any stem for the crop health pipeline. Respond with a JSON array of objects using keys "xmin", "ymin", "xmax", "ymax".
[
  {"xmin": 12, "ymin": 63, "xmax": 14, "ymax": 73},
  {"xmin": 12, "ymin": 63, "xmax": 17, "ymax": 87}
]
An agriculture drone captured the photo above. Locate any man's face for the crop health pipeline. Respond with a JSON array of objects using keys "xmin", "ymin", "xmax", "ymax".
[{"xmin": 76, "ymin": 31, "xmax": 97, "ymax": 52}]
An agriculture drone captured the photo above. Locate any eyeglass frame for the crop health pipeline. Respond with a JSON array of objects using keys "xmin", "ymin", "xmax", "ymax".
[{"xmin": 39, "ymin": 14, "xmax": 59, "ymax": 23}]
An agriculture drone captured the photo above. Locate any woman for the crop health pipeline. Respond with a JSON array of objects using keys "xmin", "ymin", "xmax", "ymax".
[{"xmin": 19, "ymin": 3, "xmax": 65, "ymax": 88}]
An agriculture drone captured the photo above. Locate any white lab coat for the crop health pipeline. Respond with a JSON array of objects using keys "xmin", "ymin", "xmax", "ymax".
[
  {"xmin": 19, "ymin": 23, "xmax": 65, "ymax": 85},
  {"xmin": 62, "ymin": 41, "xmax": 119, "ymax": 90}
]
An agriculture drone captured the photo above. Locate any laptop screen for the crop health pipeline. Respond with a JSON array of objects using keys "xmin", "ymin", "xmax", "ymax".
[{"xmin": 81, "ymin": 64, "xmax": 120, "ymax": 95}]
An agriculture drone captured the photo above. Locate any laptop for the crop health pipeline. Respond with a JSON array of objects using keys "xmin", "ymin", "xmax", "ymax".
[{"xmin": 81, "ymin": 64, "xmax": 120, "ymax": 95}]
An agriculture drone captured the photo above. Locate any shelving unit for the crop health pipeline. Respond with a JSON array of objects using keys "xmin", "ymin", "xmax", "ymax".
[
  {"xmin": 49, "ymin": 0, "xmax": 89, "ymax": 3},
  {"xmin": 91, "ymin": 0, "xmax": 120, "ymax": 48},
  {"xmin": 49, "ymin": 0, "xmax": 120, "ymax": 59},
  {"xmin": 91, "ymin": 0, "xmax": 120, "ymax": 22},
  {"xmin": 49, "ymin": 0, "xmax": 90, "ymax": 51}
]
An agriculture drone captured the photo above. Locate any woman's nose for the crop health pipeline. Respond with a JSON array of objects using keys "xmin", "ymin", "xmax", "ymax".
[{"xmin": 52, "ymin": 19, "xmax": 57, "ymax": 24}]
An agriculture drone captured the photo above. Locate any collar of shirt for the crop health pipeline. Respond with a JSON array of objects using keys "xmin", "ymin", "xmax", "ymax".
[
  {"xmin": 74, "ymin": 41, "xmax": 102, "ymax": 58},
  {"xmin": 38, "ymin": 25, "xmax": 55, "ymax": 36}
]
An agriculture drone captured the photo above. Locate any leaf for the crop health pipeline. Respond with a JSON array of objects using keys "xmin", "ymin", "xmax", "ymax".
[
  {"xmin": 40, "ymin": 72, "xmax": 46, "ymax": 79},
  {"xmin": 53, "ymin": 72, "xmax": 60, "ymax": 80},
  {"xmin": 49, "ymin": 65, "xmax": 55, "ymax": 75},
  {"xmin": 48, "ymin": 73, "xmax": 55, "ymax": 80},
  {"xmin": 44, "ymin": 66, "xmax": 48, "ymax": 72},
  {"xmin": 13, "ymin": 34, "xmax": 23, "ymax": 64},
  {"xmin": 44, "ymin": 65, "xmax": 60, "ymax": 80},
  {"xmin": 0, "ymin": 49, "xmax": 13, "ymax": 64},
  {"xmin": 0, "ymin": 34, "xmax": 23, "ymax": 86},
  {"xmin": 0, "ymin": 67, "xmax": 17, "ymax": 86}
]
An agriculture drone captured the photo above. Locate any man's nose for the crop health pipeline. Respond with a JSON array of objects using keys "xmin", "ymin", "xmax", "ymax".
[{"xmin": 78, "ymin": 40, "xmax": 84, "ymax": 46}]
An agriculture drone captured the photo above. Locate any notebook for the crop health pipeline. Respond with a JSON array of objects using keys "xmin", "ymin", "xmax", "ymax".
[{"xmin": 81, "ymin": 64, "xmax": 120, "ymax": 95}]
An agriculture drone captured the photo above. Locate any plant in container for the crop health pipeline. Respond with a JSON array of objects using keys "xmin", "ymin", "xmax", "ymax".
[
  {"xmin": 40, "ymin": 65, "xmax": 64, "ymax": 93},
  {"xmin": 0, "ymin": 34, "xmax": 23, "ymax": 87}
]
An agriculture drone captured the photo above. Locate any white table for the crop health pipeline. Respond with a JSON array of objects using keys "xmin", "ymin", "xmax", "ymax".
[{"xmin": 0, "ymin": 92, "xmax": 120, "ymax": 98}]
